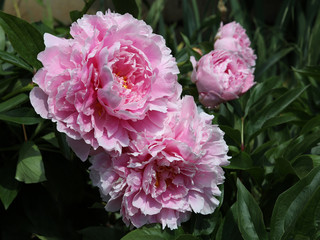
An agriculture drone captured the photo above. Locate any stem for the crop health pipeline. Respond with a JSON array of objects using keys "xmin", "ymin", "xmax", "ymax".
[
  {"xmin": 13, "ymin": 0, "xmax": 21, "ymax": 18},
  {"xmin": 22, "ymin": 124, "xmax": 27, "ymax": 142},
  {"xmin": 241, "ymin": 117, "xmax": 245, "ymax": 151}
]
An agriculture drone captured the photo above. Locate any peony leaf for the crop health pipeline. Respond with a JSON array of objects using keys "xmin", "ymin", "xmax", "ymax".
[
  {"xmin": 175, "ymin": 235, "xmax": 200, "ymax": 240},
  {"xmin": 236, "ymin": 179, "xmax": 268, "ymax": 240},
  {"xmin": 220, "ymin": 125, "xmax": 241, "ymax": 146},
  {"xmin": 270, "ymin": 166, "xmax": 320, "ymax": 240},
  {"xmin": 0, "ymin": 107, "xmax": 42, "ymax": 125},
  {"xmin": 301, "ymin": 115, "xmax": 320, "ymax": 134},
  {"xmin": 247, "ymin": 85, "xmax": 308, "ymax": 140},
  {"xmin": 292, "ymin": 66, "xmax": 320, "ymax": 78},
  {"xmin": 0, "ymin": 50, "xmax": 33, "ymax": 72},
  {"xmin": 146, "ymin": 0, "xmax": 166, "ymax": 29},
  {"xmin": 216, "ymin": 204, "xmax": 242, "ymax": 240},
  {"xmin": 0, "ymin": 162, "xmax": 20, "ymax": 209},
  {"xmin": 255, "ymin": 47, "xmax": 294, "ymax": 79},
  {"xmin": 0, "ymin": 11, "xmax": 44, "ymax": 69},
  {"xmin": 112, "ymin": 0, "xmax": 139, "ymax": 18},
  {"xmin": 284, "ymin": 131, "xmax": 320, "ymax": 162},
  {"xmin": 79, "ymin": 226, "xmax": 119, "ymax": 240},
  {"xmin": 224, "ymin": 152, "xmax": 253, "ymax": 170},
  {"xmin": 193, "ymin": 211, "xmax": 221, "ymax": 236},
  {"xmin": 292, "ymin": 155, "xmax": 320, "ymax": 179},
  {"xmin": 121, "ymin": 225, "xmax": 182, "ymax": 240},
  {"xmin": 15, "ymin": 141, "xmax": 46, "ymax": 184},
  {"xmin": 0, "ymin": 93, "xmax": 29, "ymax": 113}
]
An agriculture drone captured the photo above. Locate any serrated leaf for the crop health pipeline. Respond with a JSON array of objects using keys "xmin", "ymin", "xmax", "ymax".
[
  {"xmin": 236, "ymin": 179, "xmax": 268, "ymax": 240},
  {"xmin": 0, "ymin": 94, "xmax": 29, "ymax": 113},
  {"xmin": 0, "ymin": 11, "xmax": 44, "ymax": 69},
  {"xmin": 0, "ymin": 50, "xmax": 33, "ymax": 72},
  {"xmin": 0, "ymin": 107, "xmax": 42, "ymax": 125},
  {"xmin": 15, "ymin": 141, "xmax": 46, "ymax": 184},
  {"xmin": 270, "ymin": 166, "xmax": 320, "ymax": 240}
]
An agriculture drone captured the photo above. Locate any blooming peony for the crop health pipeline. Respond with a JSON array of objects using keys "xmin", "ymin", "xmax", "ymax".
[
  {"xmin": 191, "ymin": 50, "xmax": 255, "ymax": 108},
  {"xmin": 214, "ymin": 21, "xmax": 256, "ymax": 67},
  {"xmin": 90, "ymin": 96, "xmax": 230, "ymax": 229},
  {"xmin": 30, "ymin": 11, "xmax": 181, "ymax": 160}
]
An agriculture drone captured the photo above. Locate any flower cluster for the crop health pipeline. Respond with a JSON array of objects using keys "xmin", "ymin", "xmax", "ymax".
[
  {"xmin": 28, "ymin": 11, "xmax": 255, "ymax": 230},
  {"xmin": 191, "ymin": 21, "xmax": 256, "ymax": 108}
]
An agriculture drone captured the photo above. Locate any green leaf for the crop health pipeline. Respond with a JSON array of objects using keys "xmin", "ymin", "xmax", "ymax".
[
  {"xmin": 236, "ymin": 179, "xmax": 268, "ymax": 240},
  {"xmin": 0, "ymin": 50, "xmax": 33, "ymax": 72},
  {"xmin": 69, "ymin": 10, "xmax": 83, "ymax": 23},
  {"xmin": 0, "ymin": 162, "xmax": 20, "ymax": 209},
  {"xmin": 224, "ymin": 152, "xmax": 253, "ymax": 170},
  {"xmin": 270, "ymin": 166, "xmax": 320, "ymax": 240},
  {"xmin": 247, "ymin": 85, "xmax": 308, "ymax": 140},
  {"xmin": 292, "ymin": 155, "xmax": 320, "ymax": 179},
  {"xmin": 15, "ymin": 141, "xmax": 46, "ymax": 184},
  {"xmin": 292, "ymin": 66, "xmax": 320, "ymax": 78},
  {"xmin": 262, "ymin": 114, "xmax": 301, "ymax": 129},
  {"xmin": 121, "ymin": 225, "xmax": 178, "ymax": 240},
  {"xmin": 284, "ymin": 131, "xmax": 320, "ymax": 161},
  {"xmin": 193, "ymin": 211, "xmax": 221, "ymax": 236},
  {"xmin": 0, "ymin": 11, "xmax": 44, "ymax": 69},
  {"xmin": 175, "ymin": 234, "xmax": 199, "ymax": 240},
  {"xmin": 146, "ymin": 0, "xmax": 166, "ymax": 29},
  {"xmin": 216, "ymin": 204, "xmax": 243, "ymax": 240},
  {"xmin": 69, "ymin": 0, "xmax": 96, "ymax": 22},
  {"xmin": 79, "ymin": 226, "xmax": 119, "ymax": 240},
  {"xmin": 255, "ymin": 47, "xmax": 294, "ymax": 79},
  {"xmin": 301, "ymin": 115, "xmax": 320, "ymax": 134},
  {"xmin": 112, "ymin": 0, "xmax": 139, "ymax": 18},
  {"xmin": 0, "ymin": 107, "xmax": 42, "ymax": 125},
  {"xmin": 0, "ymin": 93, "xmax": 29, "ymax": 113},
  {"xmin": 0, "ymin": 25, "xmax": 5, "ymax": 50},
  {"xmin": 220, "ymin": 125, "xmax": 241, "ymax": 146}
]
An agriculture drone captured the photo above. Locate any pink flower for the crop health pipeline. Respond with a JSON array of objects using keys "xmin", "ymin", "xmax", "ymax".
[
  {"xmin": 214, "ymin": 21, "xmax": 256, "ymax": 67},
  {"xmin": 191, "ymin": 50, "xmax": 255, "ymax": 108},
  {"xmin": 90, "ymin": 96, "xmax": 229, "ymax": 229},
  {"xmin": 30, "ymin": 11, "xmax": 181, "ymax": 160}
]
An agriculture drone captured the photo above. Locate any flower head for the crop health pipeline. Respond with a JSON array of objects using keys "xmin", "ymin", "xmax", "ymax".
[
  {"xmin": 214, "ymin": 21, "xmax": 256, "ymax": 67},
  {"xmin": 30, "ymin": 11, "xmax": 181, "ymax": 160},
  {"xmin": 191, "ymin": 50, "xmax": 255, "ymax": 108},
  {"xmin": 90, "ymin": 96, "xmax": 229, "ymax": 229}
]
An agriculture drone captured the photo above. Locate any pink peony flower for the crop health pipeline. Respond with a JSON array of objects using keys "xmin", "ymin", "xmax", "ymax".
[
  {"xmin": 214, "ymin": 21, "xmax": 256, "ymax": 67},
  {"xmin": 191, "ymin": 50, "xmax": 255, "ymax": 108},
  {"xmin": 90, "ymin": 96, "xmax": 229, "ymax": 229},
  {"xmin": 30, "ymin": 11, "xmax": 181, "ymax": 160}
]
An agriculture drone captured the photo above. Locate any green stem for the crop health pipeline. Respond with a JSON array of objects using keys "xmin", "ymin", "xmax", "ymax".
[{"xmin": 241, "ymin": 117, "xmax": 245, "ymax": 151}]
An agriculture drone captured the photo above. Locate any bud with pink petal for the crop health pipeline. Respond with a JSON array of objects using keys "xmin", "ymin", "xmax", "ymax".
[
  {"xmin": 214, "ymin": 21, "xmax": 257, "ymax": 67},
  {"xmin": 191, "ymin": 50, "xmax": 255, "ymax": 108}
]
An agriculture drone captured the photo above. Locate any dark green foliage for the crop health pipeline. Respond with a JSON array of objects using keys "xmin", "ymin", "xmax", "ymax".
[{"xmin": 0, "ymin": 1, "xmax": 320, "ymax": 239}]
